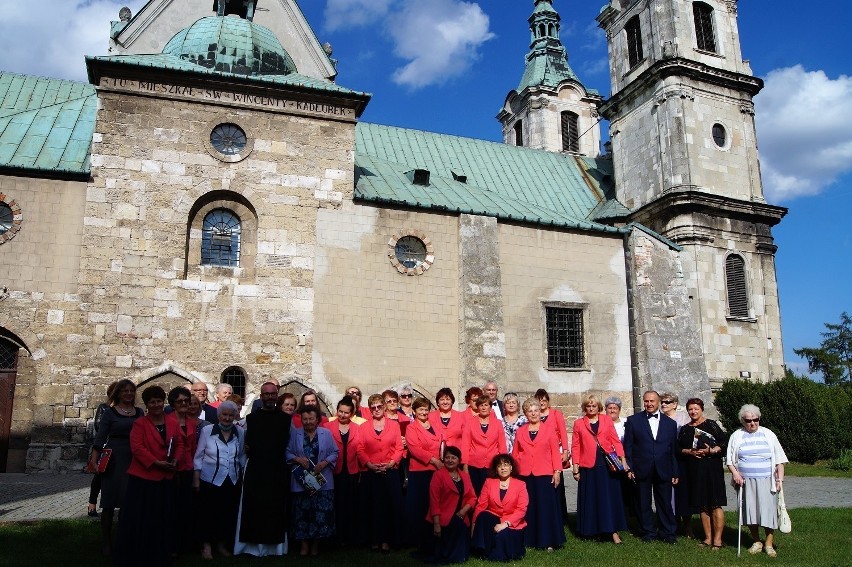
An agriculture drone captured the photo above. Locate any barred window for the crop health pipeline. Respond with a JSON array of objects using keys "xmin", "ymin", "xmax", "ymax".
[
  {"xmin": 626, "ymin": 16, "xmax": 644, "ymax": 68},
  {"xmin": 546, "ymin": 306, "xmax": 585, "ymax": 368},
  {"xmin": 0, "ymin": 340, "xmax": 17, "ymax": 370},
  {"xmin": 202, "ymin": 209, "xmax": 241, "ymax": 267},
  {"xmin": 561, "ymin": 111, "xmax": 579, "ymax": 153},
  {"xmin": 693, "ymin": 2, "xmax": 717, "ymax": 53},
  {"xmin": 221, "ymin": 366, "xmax": 246, "ymax": 398},
  {"xmin": 725, "ymin": 254, "xmax": 749, "ymax": 318}
]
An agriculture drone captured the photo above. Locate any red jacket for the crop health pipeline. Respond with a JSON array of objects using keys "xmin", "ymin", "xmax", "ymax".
[
  {"xmin": 428, "ymin": 409, "xmax": 465, "ymax": 450},
  {"xmin": 541, "ymin": 409, "xmax": 569, "ymax": 460},
  {"xmin": 164, "ymin": 413, "xmax": 198, "ymax": 472},
  {"xmin": 292, "ymin": 413, "xmax": 330, "ymax": 429},
  {"xmin": 428, "ymin": 467, "xmax": 476, "ymax": 527},
  {"xmin": 571, "ymin": 415, "xmax": 624, "ymax": 468},
  {"xmin": 462, "ymin": 413, "xmax": 507, "ymax": 468},
  {"xmin": 322, "ymin": 420, "xmax": 363, "ymax": 475},
  {"xmin": 473, "ymin": 477, "xmax": 528, "ymax": 530},
  {"xmin": 511, "ymin": 422, "xmax": 562, "ymax": 476},
  {"xmin": 406, "ymin": 419, "xmax": 442, "ymax": 472},
  {"xmin": 358, "ymin": 418, "xmax": 404, "ymax": 467},
  {"xmin": 126, "ymin": 415, "xmax": 184, "ymax": 481}
]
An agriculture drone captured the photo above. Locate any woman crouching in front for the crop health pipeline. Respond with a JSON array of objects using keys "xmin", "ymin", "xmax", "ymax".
[
  {"xmin": 428, "ymin": 446, "xmax": 476, "ymax": 564},
  {"xmin": 471, "ymin": 454, "xmax": 528, "ymax": 562}
]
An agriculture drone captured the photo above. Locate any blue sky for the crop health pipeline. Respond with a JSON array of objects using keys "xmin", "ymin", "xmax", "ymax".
[{"xmin": 1, "ymin": 0, "xmax": 849, "ymax": 378}]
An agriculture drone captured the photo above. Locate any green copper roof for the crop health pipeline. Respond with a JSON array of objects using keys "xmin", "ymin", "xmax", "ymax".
[
  {"xmin": 162, "ymin": 15, "xmax": 297, "ymax": 76},
  {"xmin": 355, "ymin": 122, "xmax": 624, "ymax": 234},
  {"xmin": 0, "ymin": 72, "xmax": 96, "ymax": 176}
]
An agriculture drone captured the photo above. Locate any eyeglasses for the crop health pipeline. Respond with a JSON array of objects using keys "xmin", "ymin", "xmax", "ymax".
[
  {"xmin": 346, "ymin": 391, "xmax": 360, "ymax": 397},
  {"xmin": 743, "ymin": 418, "xmax": 760, "ymax": 424},
  {"xmin": 192, "ymin": 388, "xmax": 208, "ymax": 393},
  {"xmin": 661, "ymin": 400, "xmax": 674, "ymax": 405},
  {"xmin": 399, "ymin": 394, "xmax": 412, "ymax": 399},
  {"xmin": 369, "ymin": 404, "xmax": 384, "ymax": 410},
  {"xmin": 384, "ymin": 399, "xmax": 398, "ymax": 405}
]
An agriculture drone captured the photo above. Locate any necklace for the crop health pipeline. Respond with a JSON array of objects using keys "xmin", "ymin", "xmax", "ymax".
[
  {"xmin": 499, "ymin": 480, "xmax": 509, "ymax": 489},
  {"xmin": 449, "ymin": 471, "xmax": 461, "ymax": 481},
  {"xmin": 116, "ymin": 405, "xmax": 134, "ymax": 415}
]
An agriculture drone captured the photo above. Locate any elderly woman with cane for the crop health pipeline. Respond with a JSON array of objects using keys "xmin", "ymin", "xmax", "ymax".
[{"xmin": 727, "ymin": 404, "xmax": 788, "ymax": 558}]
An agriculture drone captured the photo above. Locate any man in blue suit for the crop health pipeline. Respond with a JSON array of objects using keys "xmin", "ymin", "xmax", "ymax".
[{"xmin": 624, "ymin": 390, "xmax": 680, "ymax": 543}]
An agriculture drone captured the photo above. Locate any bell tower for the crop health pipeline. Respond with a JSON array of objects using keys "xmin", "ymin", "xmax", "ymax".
[
  {"xmin": 596, "ymin": 0, "xmax": 788, "ymax": 386},
  {"xmin": 498, "ymin": 0, "xmax": 602, "ymax": 156}
]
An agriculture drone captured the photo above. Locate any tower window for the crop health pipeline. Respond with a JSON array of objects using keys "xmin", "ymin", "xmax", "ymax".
[
  {"xmin": 712, "ymin": 123, "xmax": 727, "ymax": 148},
  {"xmin": 561, "ymin": 111, "xmax": 580, "ymax": 153},
  {"xmin": 625, "ymin": 16, "xmax": 644, "ymax": 68},
  {"xmin": 202, "ymin": 208, "xmax": 241, "ymax": 267},
  {"xmin": 693, "ymin": 3, "xmax": 717, "ymax": 53},
  {"xmin": 545, "ymin": 306, "xmax": 585, "ymax": 369},
  {"xmin": 725, "ymin": 254, "xmax": 749, "ymax": 318},
  {"xmin": 514, "ymin": 121, "xmax": 524, "ymax": 147}
]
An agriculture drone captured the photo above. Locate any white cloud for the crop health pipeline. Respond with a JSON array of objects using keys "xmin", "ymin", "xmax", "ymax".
[
  {"xmin": 324, "ymin": 0, "xmax": 393, "ymax": 32},
  {"xmin": 387, "ymin": 0, "xmax": 495, "ymax": 90},
  {"xmin": 0, "ymin": 0, "xmax": 147, "ymax": 82},
  {"xmin": 756, "ymin": 65, "xmax": 852, "ymax": 202}
]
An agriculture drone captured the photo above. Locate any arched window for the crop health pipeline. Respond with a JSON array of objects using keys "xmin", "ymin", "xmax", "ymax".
[
  {"xmin": 625, "ymin": 16, "xmax": 644, "ymax": 68},
  {"xmin": 513, "ymin": 121, "xmax": 524, "ymax": 147},
  {"xmin": 561, "ymin": 111, "xmax": 579, "ymax": 153},
  {"xmin": 0, "ymin": 338, "xmax": 19, "ymax": 472},
  {"xmin": 693, "ymin": 2, "xmax": 717, "ymax": 53},
  {"xmin": 221, "ymin": 366, "xmax": 246, "ymax": 398},
  {"xmin": 725, "ymin": 254, "xmax": 749, "ymax": 318},
  {"xmin": 201, "ymin": 209, "xmax": 241, "ymax": 267}
]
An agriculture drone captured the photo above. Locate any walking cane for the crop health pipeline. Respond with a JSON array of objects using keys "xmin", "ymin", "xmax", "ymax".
[{"xmin": 737, "ymin": 484, "xmax": 743, "ymax": 557}]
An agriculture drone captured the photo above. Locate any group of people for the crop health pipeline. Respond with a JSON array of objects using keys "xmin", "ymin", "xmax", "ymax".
[{"xmin": 87, "ymin": 378, "xmax": 789, "ymax": 564}]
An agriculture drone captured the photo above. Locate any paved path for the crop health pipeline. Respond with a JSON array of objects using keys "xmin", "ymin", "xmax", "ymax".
[{"xmin": 1, "ymin": 472, "xmax": 850, "ymax": 522}]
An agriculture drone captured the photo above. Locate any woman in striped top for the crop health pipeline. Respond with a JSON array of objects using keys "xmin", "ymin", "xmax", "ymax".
[{"xmin": 726, "ymin": 404, "xmax": 789, "ymax": 558}]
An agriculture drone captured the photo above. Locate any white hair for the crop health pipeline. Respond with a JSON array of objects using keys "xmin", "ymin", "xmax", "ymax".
[{"xmin": 738, "ymin": 404, "xmax": 761, "ymax": 423}]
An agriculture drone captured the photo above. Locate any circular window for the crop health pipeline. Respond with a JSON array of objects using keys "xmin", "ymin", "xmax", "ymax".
[
  {"xmin": 712, "ymin": 123, "xmax": 727, "ymax": 148},
  {"xmin": 210, "ymin": 123, "xmax": 247, "ymax": 156},
  {"xmin": 388, "ymin": 231, "xmax": 435, "ymax": 275},
  {"xmin": 0, "ymin": 204, "xmax": 12, "ymax": 235}
]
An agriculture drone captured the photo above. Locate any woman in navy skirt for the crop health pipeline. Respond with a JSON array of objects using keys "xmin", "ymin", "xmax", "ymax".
[
  {"xmin": 511, "ymin": 397, "xmax": 565, "ymax": 550},
  {"xmin": 428, "ymin": 446, "xmax": 476, "ymax": 564},
  {"xmin": 571, "ymin": 394, "xmax": 628, "ymax": 544},
  {"xmin": 405, "ymin": 397, "xmax": 444, "ymax": 554},
  {"xmin": 471, "ymin": 454, "xmax": 528, "ymax": 561}
]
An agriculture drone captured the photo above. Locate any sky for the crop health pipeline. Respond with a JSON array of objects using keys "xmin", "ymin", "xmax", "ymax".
[{"xmin": 0, "ymin": 0, "xmax": 849, "ymax": 379}]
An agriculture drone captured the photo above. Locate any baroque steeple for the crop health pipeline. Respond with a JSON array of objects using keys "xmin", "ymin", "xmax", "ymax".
[
  {"xmin": 517, "ymin": 0, "xmax": 582, "ymax": 92},
  {"xmin": 498, "ymin": 0, "xmax": 602, "ymax": 156}
]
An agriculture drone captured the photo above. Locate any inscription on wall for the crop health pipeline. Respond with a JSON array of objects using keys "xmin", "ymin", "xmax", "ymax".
[{"xmin": 100, "ymin": 77, "xmax": 356, "ymax": 120}]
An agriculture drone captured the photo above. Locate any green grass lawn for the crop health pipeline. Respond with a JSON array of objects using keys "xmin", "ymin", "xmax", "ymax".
[
  {"xmin": 784, "ymin": 461, "xmax": 852, "ymax": 479},
  {"xmin": 2, "ymin": 508, "xmax": 851, "ymax": 567}
]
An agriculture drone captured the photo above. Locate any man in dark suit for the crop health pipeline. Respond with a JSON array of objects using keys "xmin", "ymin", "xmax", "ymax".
[
  {"xmin": 190, "ymin": 382, "xmax": 218, "ymax": 422},
  {"xmin": 624, "ymin": 390, "xmax": 680, "ymax": 543},
  {"xmin": 483, "ymin": 381, "xmax": 505, "ymax": 421}
]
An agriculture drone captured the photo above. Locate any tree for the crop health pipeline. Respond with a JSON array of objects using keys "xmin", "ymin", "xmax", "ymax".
[{"xmin": 794, "ymin": 312, "xmax": 852, "ymax": 386}]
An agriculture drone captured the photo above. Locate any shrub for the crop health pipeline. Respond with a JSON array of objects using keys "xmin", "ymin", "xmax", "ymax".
[
  {"xmin": 715, "ymin": 374, "xmax": 852, "ymax": 464},
  {"xmin": 829, "ymin": 449, "xmax": 852, "ymax": 471}
]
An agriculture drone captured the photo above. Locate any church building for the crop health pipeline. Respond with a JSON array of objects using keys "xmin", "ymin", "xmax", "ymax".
[{"xmin": 0, "ymin": 0, "xmax": 785, "ymax": 471}]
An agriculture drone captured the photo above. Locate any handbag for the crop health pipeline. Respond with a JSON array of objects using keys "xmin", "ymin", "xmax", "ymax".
[
  {"xmin": 593, "ymin": 427, "xmax": 625, "ymax": 473},
  {"xmin": 95, "ymin": 438, "xmax": 113, "ymax": 474},
  {"xmin": 777, "ymin": 485, "xmax": 792, "ymax": 533}
]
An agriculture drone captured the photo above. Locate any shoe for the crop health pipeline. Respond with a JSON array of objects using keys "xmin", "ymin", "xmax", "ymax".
[
  {"xmin": 748, "ymin": 541, "xmax": 763, "ymax": 554},
  {"xmin": 663, "ymin": 537, "xmax": 677, "ymax": 544},
  {"xmin": 641, "ymin": 535, "xmax": 657, "ymax": 543},
  {"xmin": 765, "ymin": 546, "xmax": 777, "ymax": 558},
  {"xmin": 711, "ymin": 544, "xmax": 723, "ymax": 552},
  {"xmin": 698, "ymin": 541, "xmax": 710, "ymax": 548}
]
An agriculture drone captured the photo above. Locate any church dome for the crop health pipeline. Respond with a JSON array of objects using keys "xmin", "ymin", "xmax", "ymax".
[{"xmin": 163, "ymin": 15, "xmax": 296, "ymax": 76}]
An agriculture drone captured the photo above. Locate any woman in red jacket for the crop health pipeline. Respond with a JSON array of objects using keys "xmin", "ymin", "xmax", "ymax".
[
  {"xmin": 536, "ymin": 388, "xmax": 570, "ymax": 523},
  {"xmin": 322, "ymin": 395, "xmax": 363, "ymax": 546},
  {"xmin": 405, "ymin": 396, "xmax": 444, "ymax": 552},
  {"xmin": 462, "ymin": 397, "xmax": 507, "ymax": 496},
  {"xmin": 571, "ymin": 394, "xmax": 628, "ymax": 544},
  {"xmin": 429, "ymin": 387, "xmax": 464, "ymax": 449},
  {"xmin": 114, "ymin": 385, "xmax": 183, "ymax": 566},
  {"xmin": 165, "ymin": 386, "xmax": 198, "ymax": 556},
  {"xmin": 511, "ymin": 397, "xmax": 566, "ymax": 550},
  {"xmin": 471, "ymin": 454, "xmax": 528, "ymax": 561},
  {"xmin": 428, "ymin": 446, "xmax": 476, "ymax": 564},
  {"xmin": 358, "ymin": 394, "xmax": 404, "ymax": 552}
]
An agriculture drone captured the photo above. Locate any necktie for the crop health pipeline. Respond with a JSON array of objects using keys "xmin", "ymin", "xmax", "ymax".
[{"xmin": 648, "ymin": 413, "xmax": 658, "ymax": 419}]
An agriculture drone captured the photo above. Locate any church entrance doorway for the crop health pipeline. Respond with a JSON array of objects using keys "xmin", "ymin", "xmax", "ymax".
[{"xmin": 0, "ymin": 339, "xmax": 19, "ymax": 472}]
